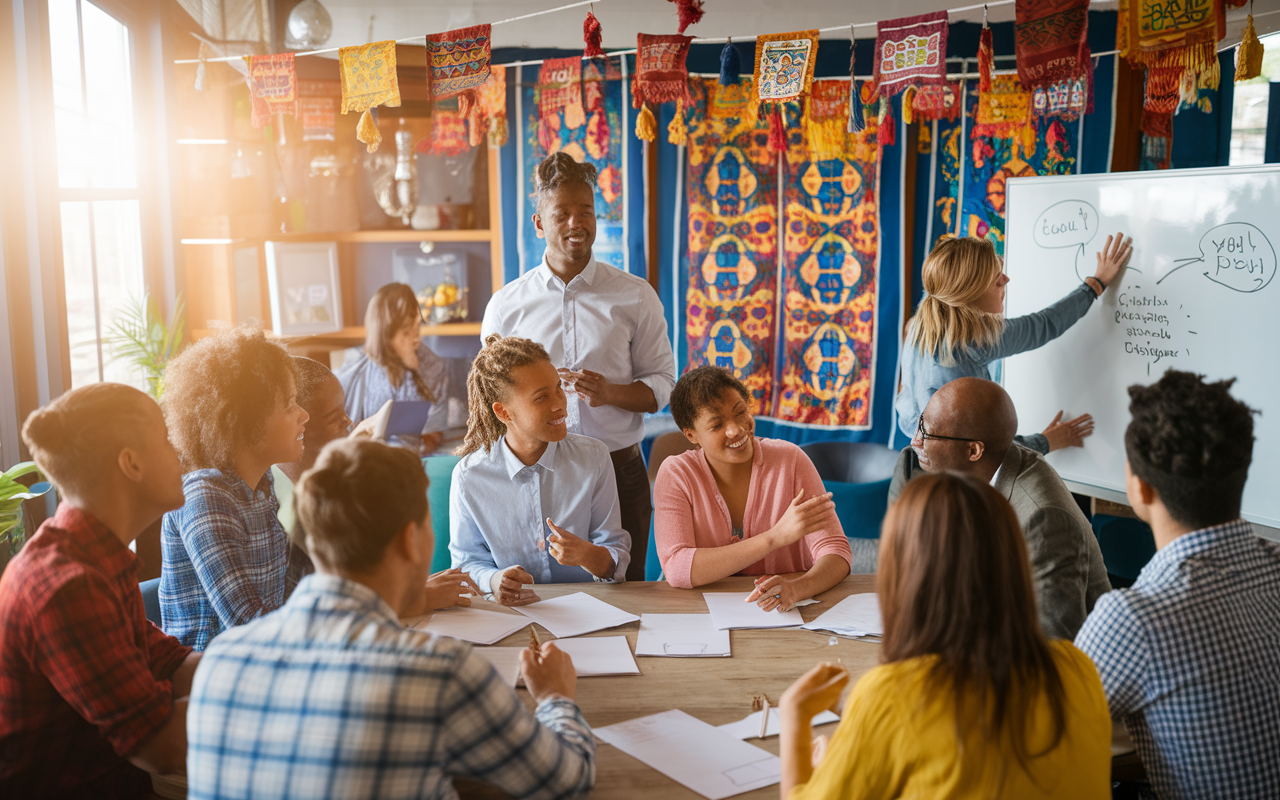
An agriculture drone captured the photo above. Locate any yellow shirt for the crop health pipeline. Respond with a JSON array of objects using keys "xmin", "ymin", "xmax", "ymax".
[{"xmin": 790, "ymin": 641, "xmax": 1111, "ymax": 800}]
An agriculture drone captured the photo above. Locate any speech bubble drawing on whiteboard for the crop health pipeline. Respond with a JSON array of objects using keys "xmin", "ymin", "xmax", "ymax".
[
  {"xmin": 1160, "ymin": 222, "xmax": 1276, "ymax": 293},
  {"xmin": 1033, "ymin": 199, "xmax": 1100, "ymax": 282}
]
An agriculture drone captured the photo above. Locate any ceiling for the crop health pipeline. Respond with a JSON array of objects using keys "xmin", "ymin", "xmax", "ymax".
[{"xmin": 311, "ymin": 0, "xmax": 1280, "ymax": 53}]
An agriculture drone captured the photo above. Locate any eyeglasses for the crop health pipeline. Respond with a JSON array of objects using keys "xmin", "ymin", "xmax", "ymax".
[{"xmin": 916, "ymin": 416, "xmax": 978, "ymax": 444}]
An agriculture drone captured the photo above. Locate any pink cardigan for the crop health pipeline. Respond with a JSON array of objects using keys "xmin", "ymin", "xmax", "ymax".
[{"xmin": 653, "ymin": 437, "xmax": 852, "ymax": 589}]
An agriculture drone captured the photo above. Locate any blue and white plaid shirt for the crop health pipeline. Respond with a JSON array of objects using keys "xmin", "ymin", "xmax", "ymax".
[
  {"xmin": 160, "ymin": 469, "xmax": 312, "ymax": 650},
  {"xmin": 188, "ymin": 573, "xmax": 596, "ymax": 800},
  {"xmin": 1075, "ymin": 519, "xmax": 1280, "ymax": 800}
]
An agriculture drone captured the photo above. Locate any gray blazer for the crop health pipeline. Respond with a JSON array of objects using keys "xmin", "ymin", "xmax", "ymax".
[{"xmin": 888, "ymin": 444, "xmax": 1111, "ymax": 640}]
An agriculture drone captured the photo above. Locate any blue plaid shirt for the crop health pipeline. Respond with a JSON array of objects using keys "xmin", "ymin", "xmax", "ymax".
[
  {"xmin": 160, "ymin": 469, "xmax": 312, "ymax": 651},
  {"xmin": 1075, "ymin": 519, "xmax": 1280, "ymax": 800},
  {"xmin": 188, "ymin": 574, "xmax": 596, "ymax": 800}
]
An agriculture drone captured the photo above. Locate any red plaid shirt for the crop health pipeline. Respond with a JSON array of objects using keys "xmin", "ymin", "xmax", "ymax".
[{"xmin": 0, "ymin": 504, "xmax": 192, "ymax": 798}]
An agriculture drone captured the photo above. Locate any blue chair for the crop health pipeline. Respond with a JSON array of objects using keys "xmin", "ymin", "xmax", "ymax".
[
  {"xmin": 1091, "ymin": 514, "xmax": 1157, "ymax": 588},
  {"xmin": 424, "ymin": 455, "xmax": 461, "ymax": 573},
  {"xmin": 645, "ymin": 432, "xmax": 697, "ymax": 582},
  {"xmin": 645, "ymin": 517, "xmax": 663, "ymax": 582},
  {"xmin": 801, "ymin": 442, "xmax": 901, "ymax": 574},
  {"xmin": 140, "ymin": 577, "xmax": 162, "ymax": 626}
]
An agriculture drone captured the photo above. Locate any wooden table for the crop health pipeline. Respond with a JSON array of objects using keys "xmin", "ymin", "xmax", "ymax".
[{"xmin": 456, "ymin": 574, "xmax": 879, "ymax": 800}]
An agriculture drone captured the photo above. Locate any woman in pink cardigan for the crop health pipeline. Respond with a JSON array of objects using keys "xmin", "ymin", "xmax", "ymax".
[{"xmin": 653, "ymin": 367, "xmax": 852, "ymax": 610}]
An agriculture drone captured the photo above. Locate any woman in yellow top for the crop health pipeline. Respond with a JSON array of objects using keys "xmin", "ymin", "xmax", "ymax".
[{"xmin": 779, "ymin": 472, "xmax": 1111, "ymax": 799}]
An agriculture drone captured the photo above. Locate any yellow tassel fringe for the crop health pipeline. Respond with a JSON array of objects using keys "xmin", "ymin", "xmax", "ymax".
[
  {"xmin": 1237, "ymin": 14, "xmax": 1264, "ymax": 82},
  {"xmin": 636, "ymin": 103, "xmax": 657, "ymax": 142}
]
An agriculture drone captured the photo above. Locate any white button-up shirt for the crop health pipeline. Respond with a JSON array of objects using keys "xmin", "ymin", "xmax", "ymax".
[
  {"xmin": 481, "ymin": 256, "xmax": 676, "ymax": 452},
  {"xmin": 449, "ymin": 433, "xmax": 632, "ymax": 592}
]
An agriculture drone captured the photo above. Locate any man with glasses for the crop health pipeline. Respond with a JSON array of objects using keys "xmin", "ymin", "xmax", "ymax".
[{"xmin": 888, "ymin": 377, "xmax": 1110, "ymax": 639}]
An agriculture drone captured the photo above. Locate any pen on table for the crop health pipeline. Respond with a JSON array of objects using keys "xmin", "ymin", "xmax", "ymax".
[
  {"xmin": 530, "ymin": 627, "xmax": 541, "ymax": 652},
  {"xmin": 759, "ymin": 696, "xmax": 771, "ymax": 739}
]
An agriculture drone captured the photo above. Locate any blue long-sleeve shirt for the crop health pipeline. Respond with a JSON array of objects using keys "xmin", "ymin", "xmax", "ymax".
[
  {"xmin": 449, "ymin": 433, "xmax": 631, "ymax": 592},
  {"xmin": 894, "ymin": 284, "xmax": 1096, "ymax": 453}
]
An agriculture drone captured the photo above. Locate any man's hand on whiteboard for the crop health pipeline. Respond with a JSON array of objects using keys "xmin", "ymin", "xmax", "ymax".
[
  {"xmin": 1094, "ymin": 232, "xmax": 1135, "ymax": 289},
  {"xmin": 1042, "ymin": 411, "xmax": 1095, "ymax": 452}
]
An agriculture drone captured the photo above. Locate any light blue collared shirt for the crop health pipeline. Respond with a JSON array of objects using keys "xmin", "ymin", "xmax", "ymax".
[{"xmin": 449, "ymin": 433, "xmax": 631, "ymax": 592}]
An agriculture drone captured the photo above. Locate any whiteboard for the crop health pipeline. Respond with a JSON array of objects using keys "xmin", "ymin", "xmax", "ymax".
[{"xmin": 1002, "ymin": 165, "xmax": 1280, "ymax": 528}]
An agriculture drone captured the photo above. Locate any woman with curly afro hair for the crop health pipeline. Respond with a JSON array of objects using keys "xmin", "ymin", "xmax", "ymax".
[{"xmin": 158, "ymin": 327, "xmax": 314, "ymax": 650}]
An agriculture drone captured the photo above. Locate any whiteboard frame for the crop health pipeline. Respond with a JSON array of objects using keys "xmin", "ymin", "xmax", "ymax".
[{"xmin": 1004, "ymin": 164, "xmax": 1280, "ymax": 529}]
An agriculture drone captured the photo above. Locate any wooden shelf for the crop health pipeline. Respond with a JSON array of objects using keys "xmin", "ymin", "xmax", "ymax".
[
  {"xmin": 264, "ymin": 229, "xmax": 494, "ymax": 244},
  {"xmin": 193, "ymin": 322, "xmax": 483, "ymax": 349}
]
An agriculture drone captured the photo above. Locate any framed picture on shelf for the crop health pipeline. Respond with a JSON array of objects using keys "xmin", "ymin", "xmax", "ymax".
[{"xmin": 264, "ymin": 241, "xmax": 343, "ymax": 336}]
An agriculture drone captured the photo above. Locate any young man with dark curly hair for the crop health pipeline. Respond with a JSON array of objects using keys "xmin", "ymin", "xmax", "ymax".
[
  {"xmin": 158, "ymin": 327, "xmax": 314, "ymax": 650},
  {"xmin": 481, "ymin": 152, "xmax": 675, "ymax": 582},
  {"xmin": 1075, "ymin": 370, "xmax": 1280, "ymax": 800}
]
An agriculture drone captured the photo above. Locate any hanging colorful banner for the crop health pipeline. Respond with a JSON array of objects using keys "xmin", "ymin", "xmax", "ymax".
[
  {"xmin": 754, "ymin": 30, "xmax": 820, "ymax": 103},
  {"xmin": 244, "ymin": 53, "xmax": 298, "ymax": 129},
  {"xmin": 338, "ymin": 41, "xmax": 401, "ymax": 152},
  {"xmin": 300, "ymin": 96, "xmax": 335, "ymax": 142},
  {"xmin": 633, "ymin": 34, "xmax": 695, "ymax": 107},
  {"xmin": 961, "ymin": 77, "xmax": 1080, "ymax": 254},
  {"xmin": 520, "ymin": 58, "xmax": 627, "ymax": 271},
  {"xmin": 1032, "ymin": 74, "xmax": 1089, "ymax": 120},
  {"xmin": 425, "ymin": 24, "xmax": 492, "ymax": 103},
  {"xmin": 973, "ymin": 74, "xmax": 1035, "ymax": 153},
  {"xmin": 415, "ymin": 109, "xmax": 470, "ymax": 156},
  {"xmin": 873, "ymin": 12, "xmax": 948, "ymax": 97},
  {"xmin": 685, "ymin": 78, "xmax": 779, "ymax": 413},
  {"xmin": 806, "ymin": 79, "xmax": 851, "ymax": 161},
  {"xmin": 537, "ymin": 56, "xmax": 585, "ymax": 153},
  {"xmin": 1118, "ymin": 0, "xmax": 1224, "ymax": 71},
  {"xmin": 1015, "ymin": 0, "xmax": 1091, "ymax": 88},
  {"xmin": 476, "ymin": 66, "xmax": 509, "ymax": 147},
  {"xmin": 778, "ymin": 90, "xmax": 880, "ymax": 428},
  {"xmin": 911, "ymin": 81, "xmax": 962, "ymax": 121}
]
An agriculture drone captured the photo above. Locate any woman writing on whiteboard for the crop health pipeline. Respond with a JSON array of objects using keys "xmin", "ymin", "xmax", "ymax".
[{"xmin": 895, "ymin": 233, "xmax": 1133, "ymax": 453}]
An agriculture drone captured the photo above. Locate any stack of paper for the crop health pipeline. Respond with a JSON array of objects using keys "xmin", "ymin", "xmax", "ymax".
[
  {"xmin": 801, "ymin": 593, "xmax": 883, "ymax": 639},
  {"xmin": 406, "ymin": 606, "xmax": 531, "ymax": 645},
  {"xmin": 635, "ymin": 614, "xmax": 731, "ymax": 658},
  {"xmin": 513, "ymin": 592, "xmax": 639, "ymax": 638},
  {"xmin": 702, "ymin": 592, "xmax": 805, "ymax": 630},
  {"xmin": 473, "ymin": 647, "xmax": 523, "ymax": 687},
  {"xmin": 595, "ymin": 709, "xmax": 781, "ymax": 799},
  {"xmin": 716, "ymin": 709, "xmax": 840, "ymax": 740},
  {"xmin": 551, "ymin": 636, "xmax": 641, "ymax": 676}
]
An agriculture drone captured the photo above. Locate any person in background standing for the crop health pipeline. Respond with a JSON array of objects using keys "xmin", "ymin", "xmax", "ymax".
[{"xmin": 482, "ymin": 152, "xmax": 676, "ymax": 582}]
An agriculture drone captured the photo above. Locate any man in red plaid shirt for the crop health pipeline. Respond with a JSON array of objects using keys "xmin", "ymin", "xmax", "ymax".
[{"xmin": 0, "ymin": 383, "xmax": 200, "ymax": 798}]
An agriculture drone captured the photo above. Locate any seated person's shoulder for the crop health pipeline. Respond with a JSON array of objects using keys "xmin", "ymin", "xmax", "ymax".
[
  {"xmin": 654, "ymin": 445, "xmax": 703, "ymax": 487},
  {"xmin": 756, "ymin": 436, "xmax": 802, "ymax": 461},
  {"xmin": 0, "ymin": 535, "xmax": 98, "ymax": 617},
  {"xmin": 1006, "ymin": 446, "xmax": 1084, "ymax": 514},
  {"xmin": 562, "ymin": 432, "xmax": 611, "ymax": 461}
]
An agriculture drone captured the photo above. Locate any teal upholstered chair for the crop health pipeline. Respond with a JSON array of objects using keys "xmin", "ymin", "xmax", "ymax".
[
  {"xmin": 1091, "ymin": 514, "xmax": 1157, "ymax": 588},
  {"xmin": 800, "ymin": 442, "xmax": 901, "ymax": 573},
  {"xmin": 424, "ymin": 455, "xmax": 461, "ymax": 573}
]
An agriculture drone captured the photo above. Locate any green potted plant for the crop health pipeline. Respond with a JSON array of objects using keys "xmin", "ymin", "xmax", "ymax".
[
  {"xmin": 0, "ymin": 462, "xmax": 52, "ymax": 575},
  {"xmin": 104, "ymin": 292, "xmax": 186, "ymax": 400}
]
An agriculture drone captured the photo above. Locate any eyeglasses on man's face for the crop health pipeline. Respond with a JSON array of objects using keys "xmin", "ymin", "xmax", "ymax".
[{"xmin": 916, "ymin": 416, "xmax": 978, "ymax": 444}]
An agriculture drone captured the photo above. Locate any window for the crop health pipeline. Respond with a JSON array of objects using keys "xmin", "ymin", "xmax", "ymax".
[
  {"xmin": 1230, "ymin": 32, "xmax": 1280, "ymax": 166},
  {"xmin": 49, "ymin": 0, "xmax": 146, "ymax": 389}
]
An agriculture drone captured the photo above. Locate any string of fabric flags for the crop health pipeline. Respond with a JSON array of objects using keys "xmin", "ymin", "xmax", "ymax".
[{"xmin": 232, "ymin": 0, "xmax": 1265, "ymax": 155}]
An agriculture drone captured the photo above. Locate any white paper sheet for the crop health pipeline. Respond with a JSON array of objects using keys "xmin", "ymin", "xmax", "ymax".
[
  {"xmin": 550, "ymin": 636, "xmax": 640, "ymax": 676},
  {"xmin": 701, "ymin": 592, "xmax": 805, "ymax": 630},
  {"xmin": 513, "ymin": 592, "xmax": 639, "ymax": 638},
  {"xmin": 716, "ymin": 709, "xmax": 840, "ymax": 740},
  {"xmin": 473, "ymin": 647, "xmax": 523, "ymax": 687},
  {"xmin": 801, "ymin": 593, "xmax": 883, "ymax": 638},
  {"xmin": 594, "ymin": 709, "xmax": 781, "ymax": 800},
  {"xmin": 635, "ymin": 614, "xmax": 731, "ymax": 657},
  {"xmin": 406, "ymin": 606, "xmax": 531, "ymax": 645}
]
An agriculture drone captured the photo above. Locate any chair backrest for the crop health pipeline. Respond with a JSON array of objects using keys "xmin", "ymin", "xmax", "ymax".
[
  {"xmin": 800, "ymin": 441, "xmax": 901, "ymax": 484},
  {"xmin": 139, "ymin": 577, "xmax": 162, "ymax": 627},
  {"xmin": 647, "ymin": 431, "xmax": 697, "ymax": 485},
  {"xmin": 424, "ymin": 455, "xmax": 461, "ymax": 573},
  {"xmin": 1091, "ymin": 514, "xmax": 1157, "ymax": 586}
]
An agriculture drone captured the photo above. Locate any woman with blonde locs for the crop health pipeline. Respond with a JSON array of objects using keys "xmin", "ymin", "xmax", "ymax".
[
  {"xmin": 449, "ymin": 334, "xmax": 631, "ymax": 607},
  {"xmin": 894, "ymin": 232, "xmax": 1133, "ymax": 454},
  {"xmin": 779, "ymin": 472, "xmax": 1113, "ymax": 799}
]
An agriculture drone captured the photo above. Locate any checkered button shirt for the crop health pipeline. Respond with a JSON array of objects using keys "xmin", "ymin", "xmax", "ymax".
[
  {"xmin": 1075, "ymin": 519, "xmax": 1280, "ymax": 800},
  {"xmin": 160, "ymin": 469, "xmax": 312, "ymax": 650},
  {"xmin": 188, "ymin": 573, "xmax": 595, "ymax": 800}
]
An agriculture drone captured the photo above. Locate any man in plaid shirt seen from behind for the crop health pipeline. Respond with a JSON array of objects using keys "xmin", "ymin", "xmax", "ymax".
[
  {"xmin": 0, "ymin": 384, "xmax": 199, "ymax": 797},
  {"xmin": 187, "ymin": 437, "xmax": 595, "ymax": 799},
  {"xmin": 1076, "ymin": 370, "xmax": 1280, "ymax": 799}
]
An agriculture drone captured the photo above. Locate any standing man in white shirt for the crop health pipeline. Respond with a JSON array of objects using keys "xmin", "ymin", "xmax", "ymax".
[{"xmin": 483, "ymin": 152, "xmax": 676, "ymax": 581}]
